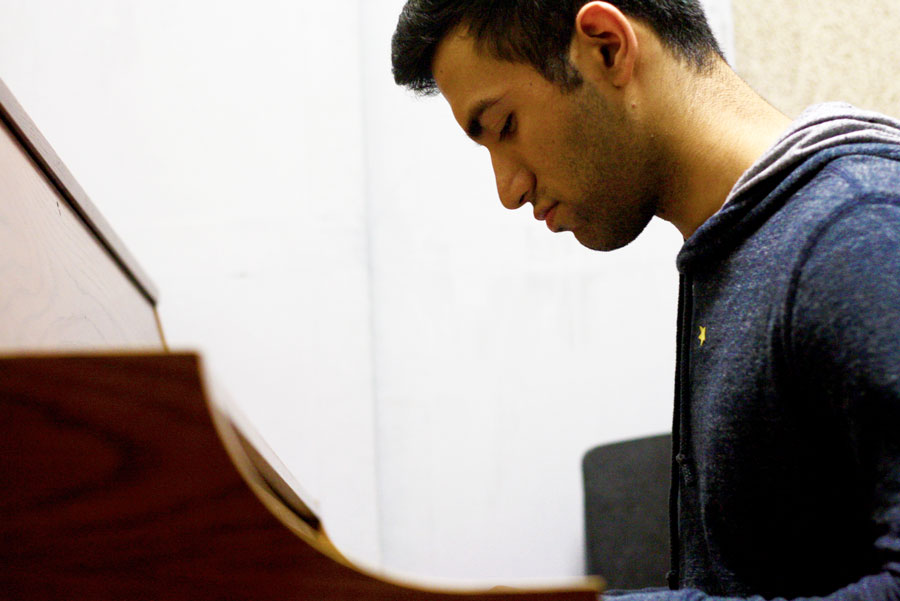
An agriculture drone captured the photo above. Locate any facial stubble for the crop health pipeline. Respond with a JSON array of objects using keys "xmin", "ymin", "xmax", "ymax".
[{"xmin": 558, "ymin": 82, "xmax": 660, "ymax": 251}]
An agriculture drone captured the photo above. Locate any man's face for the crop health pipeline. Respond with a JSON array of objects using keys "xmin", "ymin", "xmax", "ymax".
[{"xmin": 432, "ymin": 28, "xmax": 661, "ymax": 251}]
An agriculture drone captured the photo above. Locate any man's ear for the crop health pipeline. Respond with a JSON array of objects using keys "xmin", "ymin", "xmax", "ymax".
[{"xmin": 570, "ymin": 1, "xmax": 638, "ymax": 88}]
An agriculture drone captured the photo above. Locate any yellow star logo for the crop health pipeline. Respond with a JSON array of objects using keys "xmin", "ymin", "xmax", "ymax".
[{"xmin": 698, "ymin": 326, "xmax": 707, "ymax": 347}]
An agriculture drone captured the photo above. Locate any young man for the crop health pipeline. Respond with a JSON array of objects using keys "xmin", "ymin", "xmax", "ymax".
[{"xmin": 391, "ymin": 2, "xmax": 900, "ymax": 600}]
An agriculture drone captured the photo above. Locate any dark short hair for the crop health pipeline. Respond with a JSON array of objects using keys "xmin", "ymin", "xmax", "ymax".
[{"xmin": 391, "ymin": 0, "xmax": 724, "ymax": 95}]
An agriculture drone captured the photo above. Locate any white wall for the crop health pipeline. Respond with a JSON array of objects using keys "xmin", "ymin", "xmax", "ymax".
[{"xmin": 0, "ymin": 0, "xmax": 732, "ymax": 583}]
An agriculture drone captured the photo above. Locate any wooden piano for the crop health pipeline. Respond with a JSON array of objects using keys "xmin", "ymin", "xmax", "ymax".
[{"xmin": 0, "ymin": 77, "xmax": 603, "ymax": 600}]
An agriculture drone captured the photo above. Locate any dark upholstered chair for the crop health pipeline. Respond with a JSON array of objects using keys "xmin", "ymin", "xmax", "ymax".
[{"xmin": 582, "ymin": 433, "xmax": 672, "ymax": 590}]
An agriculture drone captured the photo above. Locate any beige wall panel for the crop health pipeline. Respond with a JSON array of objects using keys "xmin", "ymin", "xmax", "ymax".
[
  {"xmin": 733, "ymin": 1, "xmax": 900, "ymax": 119},
  {"xmin": 0, "ymin": 121, "xmax": 164, "ymax": 351}
]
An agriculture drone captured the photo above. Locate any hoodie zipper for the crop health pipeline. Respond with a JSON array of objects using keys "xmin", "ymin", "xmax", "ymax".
[{"xmin": 668, "ymin": 272, "xmax": 693, "ymax": 589}]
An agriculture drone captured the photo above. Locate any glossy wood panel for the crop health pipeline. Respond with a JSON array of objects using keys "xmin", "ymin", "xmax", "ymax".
[
  {"xmin": 0, "ymin": 77, "xmax": 157, "ymax": 303},
  {"xmin": 0, "ymin": 353, "xmax": 602, "ymax": 601},
  {"xmin": 0, "ymin": 119, "xmax": 163, "ymax": 350}
]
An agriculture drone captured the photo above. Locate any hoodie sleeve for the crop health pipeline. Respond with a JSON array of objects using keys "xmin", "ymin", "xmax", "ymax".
[
  {"xmin": 782, "ymin": 199, "xmax": 900, "ymax": 601},
  {"xmin": 599, "ymin": 572, "xmax": 900, "ymax": 601}
]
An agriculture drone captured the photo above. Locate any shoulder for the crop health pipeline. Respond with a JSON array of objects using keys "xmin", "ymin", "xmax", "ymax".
[
  {"xmin": 767, "ymin": 148, "xmax": 900, "ymax": 267},
  {"xmin": 785, "ymin": 190, "xmax": 900, "ymax": 378},
  {"xmin": 777, "ymin": 149, "xmax": 900, "ymax": 347},
  {"xmin": 803, "ymin": 151, "xmax": 900, "ymax": 206},
  {"xmin": 792, "ymin": 199, "xmax": 900, "ymax": 294},
  {"xmin": 790, "ymin": 150, "xmax": 900, "ymax": 274}
]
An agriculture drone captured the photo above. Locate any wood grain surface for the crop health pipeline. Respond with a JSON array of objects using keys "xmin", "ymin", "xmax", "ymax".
[
  {"xmin": 0, "ymin": 77, "xmax": 158, "ymax": 304},
  {"xmin": 0, "ymin": 119, "xmax": 163, "ymax": 351},
  {"xmin": 0, "ymin": 353, "xmax": 602, "ymax": 601}
]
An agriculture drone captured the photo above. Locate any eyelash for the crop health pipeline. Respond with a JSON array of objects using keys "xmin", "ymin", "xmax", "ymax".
[{"xmin": 499, "ymin": 114, "xmax": 515, "ymax": 141}]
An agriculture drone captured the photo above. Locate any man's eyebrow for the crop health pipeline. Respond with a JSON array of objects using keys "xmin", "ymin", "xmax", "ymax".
[{"xmin": 466, "ymin": 97, "xmax": 501, "ymax": 141}]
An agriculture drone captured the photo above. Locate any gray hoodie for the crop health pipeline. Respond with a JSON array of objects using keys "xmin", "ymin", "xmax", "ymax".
[{"xmin": 618, "ymin": 103, "xmax": 900, "ymax": 601}]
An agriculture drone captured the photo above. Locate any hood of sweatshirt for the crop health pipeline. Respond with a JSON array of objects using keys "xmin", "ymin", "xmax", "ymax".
[{"xmin": 676, "ymin": 102, "xmax": 900, "ymax": 273}]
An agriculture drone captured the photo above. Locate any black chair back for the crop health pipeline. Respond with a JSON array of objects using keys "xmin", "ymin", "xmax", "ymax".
[{"xmin": 582, "ymin": 433, "xmax": 671, "ymax": 589}]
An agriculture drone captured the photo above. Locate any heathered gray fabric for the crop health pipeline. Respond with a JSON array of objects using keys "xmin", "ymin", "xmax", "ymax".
[{"xmin": 610, "ymin": 106, "xmax": 900, "ymax": 601}]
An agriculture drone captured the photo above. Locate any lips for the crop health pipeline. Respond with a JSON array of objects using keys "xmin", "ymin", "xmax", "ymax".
[
  {"xmin": 544, "ymin": 204, "xmax": 559, "ymax": 232},
  {"xmin": 534, "ymin": 202, "xmax": 556, "ymax": 220},
  {"xmin": 534, "ymin": 202, "xmax": 560, "ymax": 232}
]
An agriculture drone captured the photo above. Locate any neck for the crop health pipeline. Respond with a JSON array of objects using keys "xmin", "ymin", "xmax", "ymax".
[{"xmin": 649, "ymin": 60, "xmax": 792, "ymax": 240}]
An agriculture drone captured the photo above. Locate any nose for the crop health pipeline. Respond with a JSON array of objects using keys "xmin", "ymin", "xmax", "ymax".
[{"xmin": 490, "ymin": 150, "xmax": 534, "ymax": 210}]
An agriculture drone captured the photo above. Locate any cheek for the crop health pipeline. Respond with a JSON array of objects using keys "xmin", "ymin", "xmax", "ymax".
[{"xmin": 529, "ymin": 123, "xmax": 586, "ymax": 190}]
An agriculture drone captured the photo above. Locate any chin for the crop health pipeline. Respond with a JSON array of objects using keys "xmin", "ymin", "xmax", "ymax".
[
  {"xmin": 574, "ymin": 218, "xmax": 652, "ymax": 252},
  {"xmin": 574, "ymin": 229, "xmax": 638, "ymax": 252}
]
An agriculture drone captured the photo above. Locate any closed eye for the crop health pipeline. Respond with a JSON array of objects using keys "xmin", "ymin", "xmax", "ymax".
[{"xmin": 499, "ymin": 114, "xmax": 516, "ymax": 141}]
